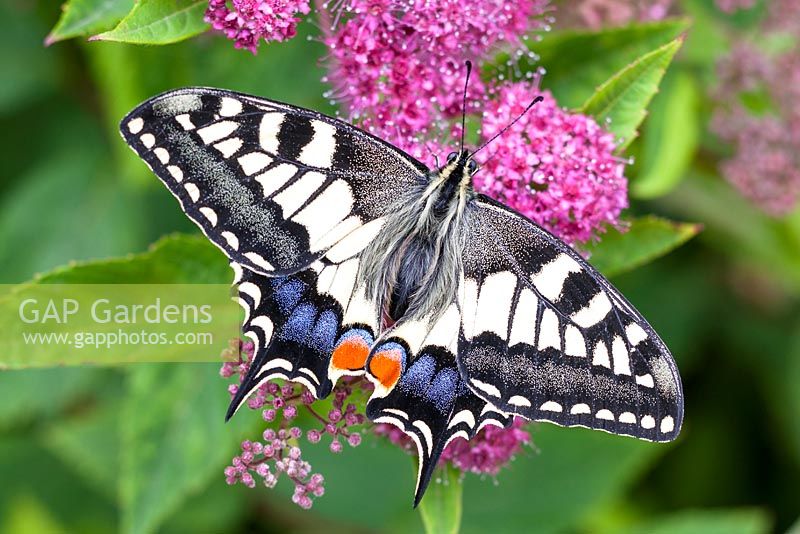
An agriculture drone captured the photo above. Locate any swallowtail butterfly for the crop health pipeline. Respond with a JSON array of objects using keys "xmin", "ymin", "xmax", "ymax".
[{"xmin": 121, "ymin": 87, "xmax": 684, "ymax": 505}]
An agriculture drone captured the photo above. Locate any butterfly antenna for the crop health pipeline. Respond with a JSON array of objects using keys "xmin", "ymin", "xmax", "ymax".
[
  {"xmin": 472, "ymin": 95, "xmax": 544, "ymax": 156},
  {"xmin": 459, "ymin": 60, "xmax": 473, "ymax": 153}
]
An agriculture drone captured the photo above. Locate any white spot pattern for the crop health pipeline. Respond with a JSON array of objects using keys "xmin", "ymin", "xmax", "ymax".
[
  {"xmin": 532, "ymin": 254, "xmax": 582, "ymax": 301},
  {"xmin": 127, "ymin": 117, "xmax": 144, "ymax": 134},
  {"xmin": 254, "ymin": 163, "xmax": 297, "ymax": 197},
  {"xmin": 238, "ymin": 152, "xmax": 273, "ymax": 176},
  {"xmin": 298, "ymin": 120, "xmax": 337, "ymax": 168},
  {"xmin": 184, "ymin": 183, "xmax": 200, "ymax": 202},
  {"xmin": 273, "ymin": 171, "xmax": 326, "ymax": 218},
  {"xmin": 259, "ymin": 112, "xmax": 285, "ymax": 153},
  {"xmin": 214, "ymin": 137, "xmax": 243, "ymax": 158},
  {"xmin": 540, "ymin": 400, "xmax": 563, "ymax": 412},
  {"xmin": 475, "ymin": 272, "xmax": 516, "ymax": 340},
  {"xmin": 197, "ymin": 121, "xmax": 238, "ymax": 144}
]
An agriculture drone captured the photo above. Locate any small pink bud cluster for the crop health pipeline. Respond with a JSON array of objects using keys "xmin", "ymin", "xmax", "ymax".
[
  {"xmin": 205, "ymin": 0, "xmax": 311, "ymax": 53},
  {"xmin": 224, "ymin": 432, "xmax": 324, "ymax": 509},
  {"xmin": 220, "ymin": 340, "xmax": 366, "ymax": 509}
]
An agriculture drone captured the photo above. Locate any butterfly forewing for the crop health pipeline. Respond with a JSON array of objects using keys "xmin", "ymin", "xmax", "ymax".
[
  {"xmin": 457, "ymin": 195, "xmax": 684, "ymax": 441},
  {"xmin": 120, "ymin": 88, "xmax": 427, "ymax": 276}
]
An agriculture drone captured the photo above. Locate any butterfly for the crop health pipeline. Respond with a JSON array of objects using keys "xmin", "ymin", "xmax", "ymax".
[{"xmin": 120, "ymin": 86, "xmax": 684, "ymax": 506}]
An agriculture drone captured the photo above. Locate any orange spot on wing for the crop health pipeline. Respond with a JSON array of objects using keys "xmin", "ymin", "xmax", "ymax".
[
  {"xmin": 332, "ymin": 337, "xmax": 370, "ymax": 371},
  {"xmin": 369, "ymin": 350, "xmax": 404, "ymax": 389}
]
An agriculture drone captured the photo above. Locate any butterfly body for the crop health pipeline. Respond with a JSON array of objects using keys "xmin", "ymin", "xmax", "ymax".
[
  {"xmin": 360, "ymin": 149, "xmax": 475, "ymax": 326},
  {"xmin": 121, "ymin": 88, "xmax": 684, "ymax": 506}
]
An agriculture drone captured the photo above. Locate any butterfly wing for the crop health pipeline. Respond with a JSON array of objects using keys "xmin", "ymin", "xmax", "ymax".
[
  {"xmin": 458, "ymin": 195, "xmax": 684, "ymax": 442},
  {"xmin": 229, "ymin": 222, "xmax": 384, "ymax": 416},
  {"xmin": 364, "ymin": 304, "xmax": 511, "ymax": 506},
  {"xmin": 120, "ymin": 88, "xmax": 427, "ymax": 276}
]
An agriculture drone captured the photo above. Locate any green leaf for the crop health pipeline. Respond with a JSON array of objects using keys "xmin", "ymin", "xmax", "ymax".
[
  {"xmin": 46, "ymin": 0, "xmax": 135, "ymax": 45},
  {"xmin": 0, "ymin": 368, "xmax": 102, "ymax": 429},
  {"xmin": 120, "ymin": 363, "xmax": 252, "ymax": 534},
  {"xmin": 42, "ymin": 396, "xmax": 122, "ymax": 497},
  {"xmin": 0, "ymin": 144, "xmax": 144, "ymax": 284},
  {"xmin": 663, "ymin": 172, "xmax": 800, "ymax": 292},
  {"xmin": 91, "ymin": 0, "xmax": 208, "ymax": 45},
  {"xmin": 418, "ymin": 463, "xmax": 463, "ymax": 534},
  {"xmin": 0, "ymin": 2, "xmax": 58, "ymax": 112},
  {"xmin": 632, "ymin": 70, "xmax": 700, "ymax": 199},
  {"xmin": 1, "ymin": 494, "xmax": 70, "ymax": 534},
  {"xmin": 618, "ymin": 508, "xmax": 771, "ymax": 534},
  {"xmin": 583, "ymin": 216, "xmax": 701, "ymax": 278},
  {"xmin": 495, "ymin": 18, "xmax": 690, "ymax": 108},
  {"xmin": 11, "ymin": 234, "xmax": 228, "ymax": 287},
  {"xmin": 0, "ymin": 438, "xmax": 117, "ymax": 531},
  {"xmin": 581, "ymin": 38, "xmax": 683, "ymax": 151}
]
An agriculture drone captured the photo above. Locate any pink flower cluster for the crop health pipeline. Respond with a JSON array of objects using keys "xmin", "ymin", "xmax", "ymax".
[
  {"xmin": 319, "ymin": 1, "xmax": 628, "ymax": 242},
  {"xmin": 221, "ymin": 340, "xmax": 365, "ymax": 509},
  {"xmin": 714, "ymin": 0, "xmax": 755, "ymax": 13},
  {"xmin": 711, "ymin": 24, "xmax": 800, "ymax": 215},
  {"xmin": 205, "ymin": 0, "xmax": 310, "ymax": 53},
  {"xmin": 474, "ymin": 84, "xmax": 628, "ymax": 243},
  {"xmin": 555, "ymin": 0, "xmax": 674, "ymax": 29},
  {"xmin": 322, "ymin": 0, "xmax": 549, "ymax": 148},
  {"xmin": 375, "ymin": 418, "xmax": 531, "ymax": 476}
]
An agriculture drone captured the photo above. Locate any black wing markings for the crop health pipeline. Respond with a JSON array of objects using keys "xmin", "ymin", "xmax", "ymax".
[
  {"xmin": 120, "ymin": 87, "xmax": 428, "ymax": 277},
  {"xmin": 457, "ymin": 195, "xmax": 683, "ymax": 442}
]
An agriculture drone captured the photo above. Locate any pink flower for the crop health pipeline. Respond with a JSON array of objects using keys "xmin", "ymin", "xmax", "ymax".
[
  {"xmin": 714, "ymin": 0, "xmax": 755, "ymax": 13},
  {"xmin": 205, "ymin": 0, "xmax": 311, "ymax": 53},
  {"xmin": 555, "ymin": 0, "xmax": 674, "ymax": 29},
  {"xmin": 375, "ymin": 418, "xmax": 531, "ymax": 476},
  {"xmin": 712, "ymin": 40, "xmax": 800, "ymax": 216},
  {"xmin": 323, "ymin": 0, "xmax": 549, "ymax": 146},
  {"xmin": 440, "ymin": 418, "xmax": 530, "ymax": 475},
  {"xmin": 474, "ymin": 82, "xmax": 628, "ymax": 243}
]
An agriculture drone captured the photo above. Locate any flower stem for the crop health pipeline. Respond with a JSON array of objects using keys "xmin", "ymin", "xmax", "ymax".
[{"xmin": 417, "ymin": 461, "xmax": 463, "ymax": 534}]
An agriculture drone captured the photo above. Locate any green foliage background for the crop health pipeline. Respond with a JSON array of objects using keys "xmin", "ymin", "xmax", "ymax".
[{"xmin": 0, "ymin": 0, "xmax": 798, "ymax": 532}]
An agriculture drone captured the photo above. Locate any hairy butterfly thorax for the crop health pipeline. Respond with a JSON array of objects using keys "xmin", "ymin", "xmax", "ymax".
[{"xmin": 358, "ymin": 150, "xmax": 477, "ymax": 327}]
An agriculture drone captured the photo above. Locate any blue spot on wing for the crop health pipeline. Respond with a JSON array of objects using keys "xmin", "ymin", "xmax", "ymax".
[
  {"xmin": 281, "ymin": 302, "xmax": 316, "ymax": 342},
  {"xmin": 399, "ymin": 354, "xmax": 435, "ymax": 396},
  {"xmin": 273, "ymin": 278, "xmax": 306, "ymax": 314},
  {"xmin": 426, "ymin": 368, "xmax": 459, "ymax": 413},
  {"xmin": 309, "ymin": 310, "xmax": 338, "ymax": 353}
]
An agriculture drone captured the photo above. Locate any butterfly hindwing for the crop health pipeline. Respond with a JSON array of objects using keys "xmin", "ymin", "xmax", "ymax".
[
  {"xmin": 457, "ymin": 195, "xmax": 684, "ymax": 442},
  {"xmin": 120, "ymin": 88, "xmax": 427, "ymax": 276},
  {"xmin": 229, "ymin": 228, "xmax": 382, "ymax": 417},
  {"xmin": 365, "ymin": 304, "xmax": 511, "ymax": 505}
]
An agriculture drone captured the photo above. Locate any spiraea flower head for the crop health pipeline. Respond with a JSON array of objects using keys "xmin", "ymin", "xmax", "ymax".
[
  {"xmin": 205, "ymin": 0, "xmax": 311, "ymax": 53},
  {"xmin": 322, "ymin": 0, "xmax": 550, "ymax": 146},
  {"xmin": 554, "ymin": 0, "xmax": 673, "ymax": 29},
  {"xmin": 474, "ymin": 82, "xmax": 628, "ymax": 244},
  {"xmin": 712, "ymin": 35, "xmax": 800, "ymax": 216}
]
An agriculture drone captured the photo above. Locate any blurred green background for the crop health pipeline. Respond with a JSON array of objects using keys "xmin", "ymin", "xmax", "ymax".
[{"xmin": 1, "ymin": 0, "xmax": 799, "ymax": 532}]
